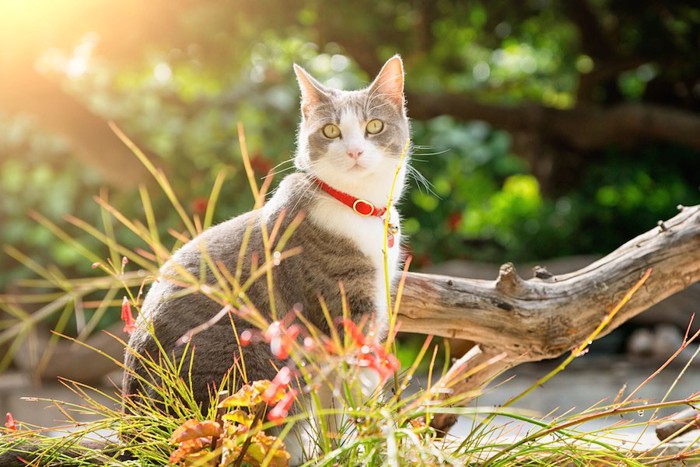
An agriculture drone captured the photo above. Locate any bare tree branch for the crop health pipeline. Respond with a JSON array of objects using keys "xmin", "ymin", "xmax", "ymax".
[{"xmin": 398, "ymin": 205, "xmax": 700, "ymax": 432}]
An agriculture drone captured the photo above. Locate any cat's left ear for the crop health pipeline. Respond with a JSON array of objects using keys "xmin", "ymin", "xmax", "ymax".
[
  {"xmin": 369, "ymin": 55, "xmax": 405, "ymax": 109},
  {"xmin": 294, "ymin": 64, "xmax": 330, "ymax": 118}
]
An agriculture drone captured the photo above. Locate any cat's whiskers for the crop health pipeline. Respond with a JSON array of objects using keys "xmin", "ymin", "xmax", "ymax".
[
  {"xmin": 405, "ymin": 146, "xmax": 444, "ymax": 195},
  {"xmin": 289, "ymin": 161, "xmax": 327, "ymax": 214},
  {"xmin": 411, "ymin": 145, "xmax": 450, "ymax": 157},
  {"xmin": 264, "ymin": 158, "xmax": 297, "ymax": 180},
  {"xmin": 373, "ymin": 145, "xmax": 432, "ymax": 196},
  {"xmin": 407, "ymin": 164, "xmax": 436, "ymax": 196},
  {"xmin": 266, "ymin": 159, "xmax": 317, "ymax": 200}
]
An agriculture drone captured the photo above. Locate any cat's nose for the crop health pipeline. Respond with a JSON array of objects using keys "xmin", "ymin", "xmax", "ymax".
[{"xmin": 346, "ymin": 148, "xmax": 364, "ymax": 160}]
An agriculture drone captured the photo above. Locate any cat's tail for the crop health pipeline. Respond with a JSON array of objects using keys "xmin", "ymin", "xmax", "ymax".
[{"xmin": 0, "ymin": 437, "xmax": 127, "ymax": 466}]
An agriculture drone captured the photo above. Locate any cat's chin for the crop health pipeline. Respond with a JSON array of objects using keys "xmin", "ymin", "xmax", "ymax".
[
  {"xmin": 313, "ymin": 161, "xmax": 376, "ymax": 180},
  {"xmin": 309, "ymin": 155, "xmax": 403, "ymax": 204},
  {"xmin": 338, "ymin": 166, "xmax": 386, "ymax": 184}
]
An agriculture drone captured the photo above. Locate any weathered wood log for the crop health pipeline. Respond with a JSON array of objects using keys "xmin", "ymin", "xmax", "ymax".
[
  {"xmin": 422, "ymin": 256, "xmax": 700, "ymax": 334},
  {"xmin": 397, "ymin": 205, "xmax": 700, "ymax": 431}
]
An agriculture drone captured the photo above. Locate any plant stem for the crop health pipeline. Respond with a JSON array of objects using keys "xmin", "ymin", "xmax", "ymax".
[
  {"xmin": 210, "ymin": 390, "xmax": 229, "ymax": 462},
  {"xmin": 233, "ymin": 403, "xmax": 266, "ymax": 467}
]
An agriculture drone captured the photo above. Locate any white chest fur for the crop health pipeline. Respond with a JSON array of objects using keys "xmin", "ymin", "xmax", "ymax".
[{"xmin": 308, "ymin": 197, "xmax": 401, "ymax": 336}]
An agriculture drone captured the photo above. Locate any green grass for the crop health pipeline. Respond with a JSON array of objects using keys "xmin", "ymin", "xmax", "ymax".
[{"xmin": 1, "ymin": 125, "xmax": 699, "ymax": 466}]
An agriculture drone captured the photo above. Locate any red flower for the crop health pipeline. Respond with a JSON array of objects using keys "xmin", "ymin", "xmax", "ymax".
[
  {"xmin": 191, "ymin": 197, "xmax": 208, "ymax": 216},
  {"xmin": 239, "ymin": 329, "xmax": 253, "ymax": 346},
  {"xmin": 322, "ymin": 336, "xmax": 338, "ymax": 354},
  {"xmin": 303, "ymin": 336, "xmax": 316, "ymax": 351},
  {"xmin": 264, "ymin": 322, "xmax": 300, "ymax": 360},
  {"xmin": 267, "ymin": 389, "xmax": 298, "ymax": 425},
  {"xmin": 339, "ymin": 319, "xmax": 366, "ymax": 347},
  {"xmin": 286, "ymin": 324, "xmax": 301, "ymax": 340},
  {"xmin": 358, "ymin": 343, "xmax": 401, "ymax": 382},
  {"xmin": 410, "ymin": 417, "xmax": 426, "ymax": 429},
  {"xmin": 271, "ymin": 366, "xmax": 292, "ymax": 387},
  {"xmin": 121, "ymin": 297, "xmax": 137, "ymax": 335},
  {"xmin": 384, "ymin": 352, "xmax": 401, "ymax": 374},
  {"xmin": 264, "ymin": 321, "xmax": 281, "ymax": 342},
  {"xmin": 269, "ymin": 337, "xmax": 288, "ymax": 359},
  {"xmin": 262, "ymin": 367, "xmax": 292, "ymax": 403},
  {"xmin": 5, "ymin": 412, "xmax": 17, "ymax": 430}
]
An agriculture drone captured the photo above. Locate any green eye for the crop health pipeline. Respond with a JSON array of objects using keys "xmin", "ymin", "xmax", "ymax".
[
  {"xmin": 322, "ymin": 124, "xmax": 341, "ymax": 139},
  {"xmin": 366, "ymin": 119, "xmax": 384, "ymax": 135}
]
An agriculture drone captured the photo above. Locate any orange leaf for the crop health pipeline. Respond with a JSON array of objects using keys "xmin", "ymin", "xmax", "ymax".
[
  {"xmin": 244, "ymin": 432, "xmax": 290, "ymax": 467},
  {"xmin": 222, "ymin": 409, "xmax": 255, "ymax": 428},
  {"xmin": 168, "ymin": 436, "xmax": 211, "ymax": 464},
  {"xmin": 219, "ymin": 382, "xmax": 268, "ymax": 408},
  {"xmin": 170, "ymin": 419, "xmax": 221, "ymax": 444}
]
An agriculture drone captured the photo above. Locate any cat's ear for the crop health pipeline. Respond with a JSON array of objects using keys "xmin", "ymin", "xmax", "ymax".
[
  {"xmin": 369, "ymin": 55, "xmax": 405, "ymax": 109},
  {"xmin": 294, "ymin": 64, "xmax": 329, "ymax": 118}
]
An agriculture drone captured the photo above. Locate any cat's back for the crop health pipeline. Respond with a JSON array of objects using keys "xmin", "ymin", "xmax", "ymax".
[
  {"xmin": 133, "ymin": 173, "xmax": 319, "ymax": 328},
  {"xmin": 138, "ymin": 208, "xmax": 262, "ymax": 317},
  {"xmin": 123, "ymin": 191, "xmax": 281, "ymax": 405}
]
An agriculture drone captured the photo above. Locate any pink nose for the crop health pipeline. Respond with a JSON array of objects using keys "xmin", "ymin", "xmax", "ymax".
[{"xmin": 347, "ymin": 148, "xmax": 364, "ymax": 160}]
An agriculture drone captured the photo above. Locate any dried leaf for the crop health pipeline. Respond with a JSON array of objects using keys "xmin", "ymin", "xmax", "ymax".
[
  {"xmin": 170, "ymin": 419, "xmax": 221, "ymax": 444},
  {"xmin": 265, "ymin": 449, "xmax": 291, "ymax": 467},
  {"xmin": 243, "ymin": 432, "xmax": 290, "ymax": 467},
  {"xmin": 169, "ymin": 436, "xmax": 211, "ymax": 464},
  {"xmin": 222, "ymin": 409, "xmax": 255, "ymax": 427},
  {"xmin": 218, "ymin": 381, "xmax": 269, "ymax": 408},
  {"xmin": 245, "ymin": 442, "xmax": 267, "ymax": 464}
]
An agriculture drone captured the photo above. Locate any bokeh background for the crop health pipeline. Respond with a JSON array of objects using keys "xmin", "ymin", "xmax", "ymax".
[{"xmin": 1, "ymin": 1, "xmax": 699, "ymax": 377}]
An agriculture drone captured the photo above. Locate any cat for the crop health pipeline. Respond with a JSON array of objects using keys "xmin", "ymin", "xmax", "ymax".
[{"xmin": 122, "ymin": 55, "xmax": 411, "ymax": 464}]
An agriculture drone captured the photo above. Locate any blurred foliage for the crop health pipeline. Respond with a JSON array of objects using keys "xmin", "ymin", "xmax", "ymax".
[
  {"xmin": 1, "ymin": 0, "xmax": 699, "ymax": 295},
  {"xmin": 407, "ymin": 117, "xmax": 700, "ymax": 266},
  {"xmin": 0, "ymin": 115, "xmax": 103, "ymax": 286}
]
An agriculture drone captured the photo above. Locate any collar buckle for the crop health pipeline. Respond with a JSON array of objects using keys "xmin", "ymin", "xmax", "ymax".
[{"xmin": 352, "ymin": 199, "xmax": 375, "ymax": 217}]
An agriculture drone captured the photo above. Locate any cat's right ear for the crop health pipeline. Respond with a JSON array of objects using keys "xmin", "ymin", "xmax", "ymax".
[{"xmin": 294, "ymin": 64, "xmax": 328, "ymax": 118}]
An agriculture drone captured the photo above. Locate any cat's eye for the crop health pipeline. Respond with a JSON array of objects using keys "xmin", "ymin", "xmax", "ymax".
[
  {"xmin": 366, "ymin": 119, "xmax": 384, "ymax": 135},
  {"xmin": 322, "ymin": 124, "xmax": 341, "ymax": 139}
]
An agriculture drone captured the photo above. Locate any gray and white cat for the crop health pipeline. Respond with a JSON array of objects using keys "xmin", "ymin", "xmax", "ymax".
[{"xmin": 122, "ymin": 55, "xmax": 410, "ymax": 463}]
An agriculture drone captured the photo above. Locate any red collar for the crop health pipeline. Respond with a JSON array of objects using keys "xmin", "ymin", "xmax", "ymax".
[{"xmin": 313, "ymin": 178, "xmax": 387, "ymax": 217}]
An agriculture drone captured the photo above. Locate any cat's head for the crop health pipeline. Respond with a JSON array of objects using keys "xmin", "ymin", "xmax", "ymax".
[{"xmin": 293, "ymin": 55, "xmax": 410, "ymax": 203}]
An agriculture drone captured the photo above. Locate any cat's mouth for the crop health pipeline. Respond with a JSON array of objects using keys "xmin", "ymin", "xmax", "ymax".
[
  {"xmin": 348, "ymin": 157, "xmax": 373, "ymax": 171},
  {"xmin": 348, "ymin": 162, "xmax": 369, "ymax": 174}
]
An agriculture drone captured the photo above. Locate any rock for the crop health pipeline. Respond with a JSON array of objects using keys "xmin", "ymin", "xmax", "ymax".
[{"xmin": 627, "ymin": 328, "xmax": 656, "ymax": 356}]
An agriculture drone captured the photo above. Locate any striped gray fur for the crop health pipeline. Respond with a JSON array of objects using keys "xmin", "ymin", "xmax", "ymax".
[{"xmin": 123, "ymin": 175, "xmax": 379, "ymax": 407}]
